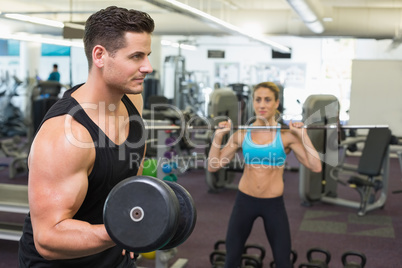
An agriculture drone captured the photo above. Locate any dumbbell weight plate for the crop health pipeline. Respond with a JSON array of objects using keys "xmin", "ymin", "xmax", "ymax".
[
  {"xmin": 103, "ymin": 176, "xmax": 180, "ymax": 253},
  {"xmin": 159, "ymin": 181, "xmax": 197, "ymax": 250}
]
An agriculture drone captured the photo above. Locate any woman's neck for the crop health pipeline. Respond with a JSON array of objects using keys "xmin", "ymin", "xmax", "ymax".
[{"xmin": 253, "ymin": 118, "xmax": 277, "ymax": 126}]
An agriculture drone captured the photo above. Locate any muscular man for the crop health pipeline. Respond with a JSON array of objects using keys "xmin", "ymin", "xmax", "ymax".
[{"xmin": 19, "ymin": 6, "xmax": 154, "ymax": 267}]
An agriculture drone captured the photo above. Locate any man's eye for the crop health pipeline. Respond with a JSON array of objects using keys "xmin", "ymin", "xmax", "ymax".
[{"xmin": 132, "ymin": 54, "xmax": 142, "ymax": 59}]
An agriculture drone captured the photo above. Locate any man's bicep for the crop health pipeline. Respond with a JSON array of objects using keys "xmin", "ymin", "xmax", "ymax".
[{"xmin": 28, "ymin": 119, "xmax": 92, "ymax": 231}]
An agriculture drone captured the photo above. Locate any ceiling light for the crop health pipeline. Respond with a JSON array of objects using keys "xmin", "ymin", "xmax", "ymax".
[
  {"xmin": 286, "ymin": 0, "xmax": 324, "ymax": 34},
  {"xmin": 305, "ymin": 20, "xmax": 324, "ymax": 34},
  {"xmin": 4, "ymin": 14, "xmax": 64, "ymax": 28},
  {"xmin": 161, "ymin": 39, "xmax": 197, "ymax": 51},
  {"xmin": 64, "ymin": 22, "xmax": 85, "ymax": 30},
  {"xmin": 0, "ymin": 32, "xmax": 83, "ymax": 47},
  {"xmin": 145, "ymin": 0, "xmax": 291, "ymax": 53},
  {"xmin": 179, "ymin": 43, "xmax": 196, "ymax": 51}
]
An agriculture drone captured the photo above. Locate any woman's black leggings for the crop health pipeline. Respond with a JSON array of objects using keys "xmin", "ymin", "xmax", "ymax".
[{"xmin": 224, "ymin": 191, "xmax": 291, "ymax": 268}]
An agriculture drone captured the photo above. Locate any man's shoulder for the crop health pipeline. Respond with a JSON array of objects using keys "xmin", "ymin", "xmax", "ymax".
[
  {"xmin": 126, "ymin": 94, "xmax": 143, "ymax": 115},
  {"xmin": 36, "ymin": 115, "xmax": 93, "ymax": 150}
]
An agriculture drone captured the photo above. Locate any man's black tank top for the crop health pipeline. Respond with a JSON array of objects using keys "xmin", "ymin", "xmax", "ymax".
[{"xmin": 18, "ymin": 84, "xmax": 145, "ymax": 267}]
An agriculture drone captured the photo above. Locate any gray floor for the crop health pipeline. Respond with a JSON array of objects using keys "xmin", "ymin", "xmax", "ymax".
[{"xmin": 0, "ymin": 155, "xmax": 401, "ymax": 267}]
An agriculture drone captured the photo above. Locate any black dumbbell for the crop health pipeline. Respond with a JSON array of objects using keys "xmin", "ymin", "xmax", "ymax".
[
  {"xmin": 210, "ymin": 240, "xmax": 265, "ymax": 268},
  {"xmin": 242, "ymin": 243, "xmax": 265, "ymax": 268},
  {"xmin": 214, "ymin": 239, "xmax": 226, "ymax": 251},
  {"xmin": 103, "ymin": 176, "xmax": 196, "ymax": 253},
  {"xmin": 270, "ymin": 249, "xmax": 298, "ymax": 267},
  {"xmin": 342, "ymin": 251, "xmax": 366, "ymax": 268},
  {"xmin": 298, "ymin": 264, "xmax": 325, "ymax": 268},
  {"xmin": 299, "ymin": 247, "xmax": 331, "ymax": 268},
  {"xmin": 241, "ymin": 254, "xmax": 262, "ymax": 268},
  {"xmin": 210, "ymin": 251, "xmax": 226, "ymax": 268},
  {"xmin": 210, "ymin": 240, "xmax": 227, "ymax": 266}
]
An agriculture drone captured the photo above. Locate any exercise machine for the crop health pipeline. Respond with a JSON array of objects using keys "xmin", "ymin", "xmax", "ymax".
[
  {"xmin": 0, "ymin": 75, "xmax": 27, "ymax": 137},
  {"xmin": 162, "ymin": 55, "xmax": 209, "ymax": 116},
  {"xmin": 299, "ymin": 94, "xmax": 340, "ymax": 203},
  {"xmin": 205, "ymin": 88, "xmax": 243, "ymax": 192},
  {"xmin": 299, "ymin": 95, "xmax": 392, "ymax": 216},
  {"xmin": 324, "ymin": 127, "xmax": 391, "ymax": 216}
]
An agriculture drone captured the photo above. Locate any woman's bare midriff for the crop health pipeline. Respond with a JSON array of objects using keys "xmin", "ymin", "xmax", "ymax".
[{"xmin": 238, "ymin": 164, "xmax": 285, "ymax": 198}]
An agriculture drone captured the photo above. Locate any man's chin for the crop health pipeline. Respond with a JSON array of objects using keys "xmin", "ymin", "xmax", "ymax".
[
  {"xmin": 126, "ymin": 85, "xmax": 143, "ymax": 94},
  {"xmin": 127, "ymin": 91, "xmax": 143, "ymax": 95}
]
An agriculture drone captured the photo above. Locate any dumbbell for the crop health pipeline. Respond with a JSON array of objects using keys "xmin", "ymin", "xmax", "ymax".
[
  {"xmin": 214, "ymin": 239, "xmax": 226, "ymax": 250},
  {"xmin": 341, "ymin": 251, "xmax": 366, "ymax": 268},
  {"xmin": 209, "ymin": 240, "xmax": 227, "ymax": 266},
  {"xmin": 241, "ymin": 255, "xmax": 262, "ymax": 268},
  {"xmin": 298, "ymin": 264, "xmax": 324, "ymax": 268},
  {"xmin": 103, "ymin": 175, "xmax": 197, "ymax": 253},
  {"xmin": 270, "ymin": 249, "xmax": 298, "ymax": 267},
  {"xmin": 298, "ymin": 247, "xmax": 331, "ymax": 268},
  {"xmin": 210, "ymin": 250, "xmax": 263, "ymax": 268},
  {"xmin": 209, "ymin": 240, "xmax": 265, "ymax": 268},
  {"xmin": 242, "ymin": 243, "xmax": 265, "ymax": 268},
  {"xmin": 210, "ymin": 251, "xmax": 226, "ymax": 268}
]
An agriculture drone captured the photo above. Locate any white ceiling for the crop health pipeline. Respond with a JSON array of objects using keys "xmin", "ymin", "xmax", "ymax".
[{"xmin": 1, "ymin": 0, "xmax": 402, "ymax": 42}]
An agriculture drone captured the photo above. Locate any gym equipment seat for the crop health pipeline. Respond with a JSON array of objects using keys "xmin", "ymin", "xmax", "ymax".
[
  {"xmin": 345, "ymin": 128, "xmax": 391, "ymax": 216},
  {"xmin": 326, "ymin": 127, "xmax": 392, "ymax": 216}
]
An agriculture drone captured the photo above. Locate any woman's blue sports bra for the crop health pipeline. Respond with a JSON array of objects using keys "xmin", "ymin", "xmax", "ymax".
[{"xmin": 242, "ymin": 124, "xmax": 287, "ymax": 166}]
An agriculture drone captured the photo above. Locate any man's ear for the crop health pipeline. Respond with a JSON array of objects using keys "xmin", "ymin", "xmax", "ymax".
[{"xmin": 93, "ymin": 45, "xmax": 106, "ymax": 68}]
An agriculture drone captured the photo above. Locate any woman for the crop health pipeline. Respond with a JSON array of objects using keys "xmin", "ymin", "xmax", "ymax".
[{"xmin": 208, "ymin": 82, "xmax": 322, "ymax": 268}]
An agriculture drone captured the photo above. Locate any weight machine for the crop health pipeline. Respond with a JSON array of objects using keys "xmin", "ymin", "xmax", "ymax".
[
  {"xmin": 299, "ymin": 94, "xmax": 392, "ymax": 216},
  {"xmin": 204, "ymin": 88, "xmax": 242, "ymax": 192},
  {"xmin": 162, "ymin": 55, "xmax": 210, "ymax": 116}
]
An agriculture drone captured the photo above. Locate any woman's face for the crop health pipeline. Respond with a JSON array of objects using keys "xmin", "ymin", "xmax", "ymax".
[{"xmin": 253, "ymin": 87, "xmax": 279, "ymax": 121}]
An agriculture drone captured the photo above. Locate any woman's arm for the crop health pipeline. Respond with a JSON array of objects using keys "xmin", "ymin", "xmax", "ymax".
[
  {"xmin": 207, "ymin": 121, "xmax": 242, "ymax": 172},
  {"xmin": 287, "ymin": 121, "xmax": 322, "ymax": 173}
]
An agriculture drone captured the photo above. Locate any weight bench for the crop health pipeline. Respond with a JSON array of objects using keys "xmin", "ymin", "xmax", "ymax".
[
  {"xmin": 0, "ymin": 183, "xmax": 29, "ymax": 241},
  {"xmin": 324, "ymin": 128, "xmax": 392, "ymax": 216},
  {"xmin": 390, "ymin": 140, "xmax": 402, "ymax": 194}
]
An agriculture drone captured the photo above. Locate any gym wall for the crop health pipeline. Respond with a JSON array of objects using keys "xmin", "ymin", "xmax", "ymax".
[{"xmin": 349, "ymin": 60, "xmax": 402, "ymax": 136}]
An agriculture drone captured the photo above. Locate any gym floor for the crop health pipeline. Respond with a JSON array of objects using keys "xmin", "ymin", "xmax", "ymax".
[{"xmin": 0, "ymin": 153, "xmax": 401, "ymax": 267}]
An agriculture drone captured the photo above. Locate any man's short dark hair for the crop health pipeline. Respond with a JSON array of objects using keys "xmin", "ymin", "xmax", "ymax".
[{"xmin": 83, "ymin": 6, "xmax": 155, "ymax": 69}]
